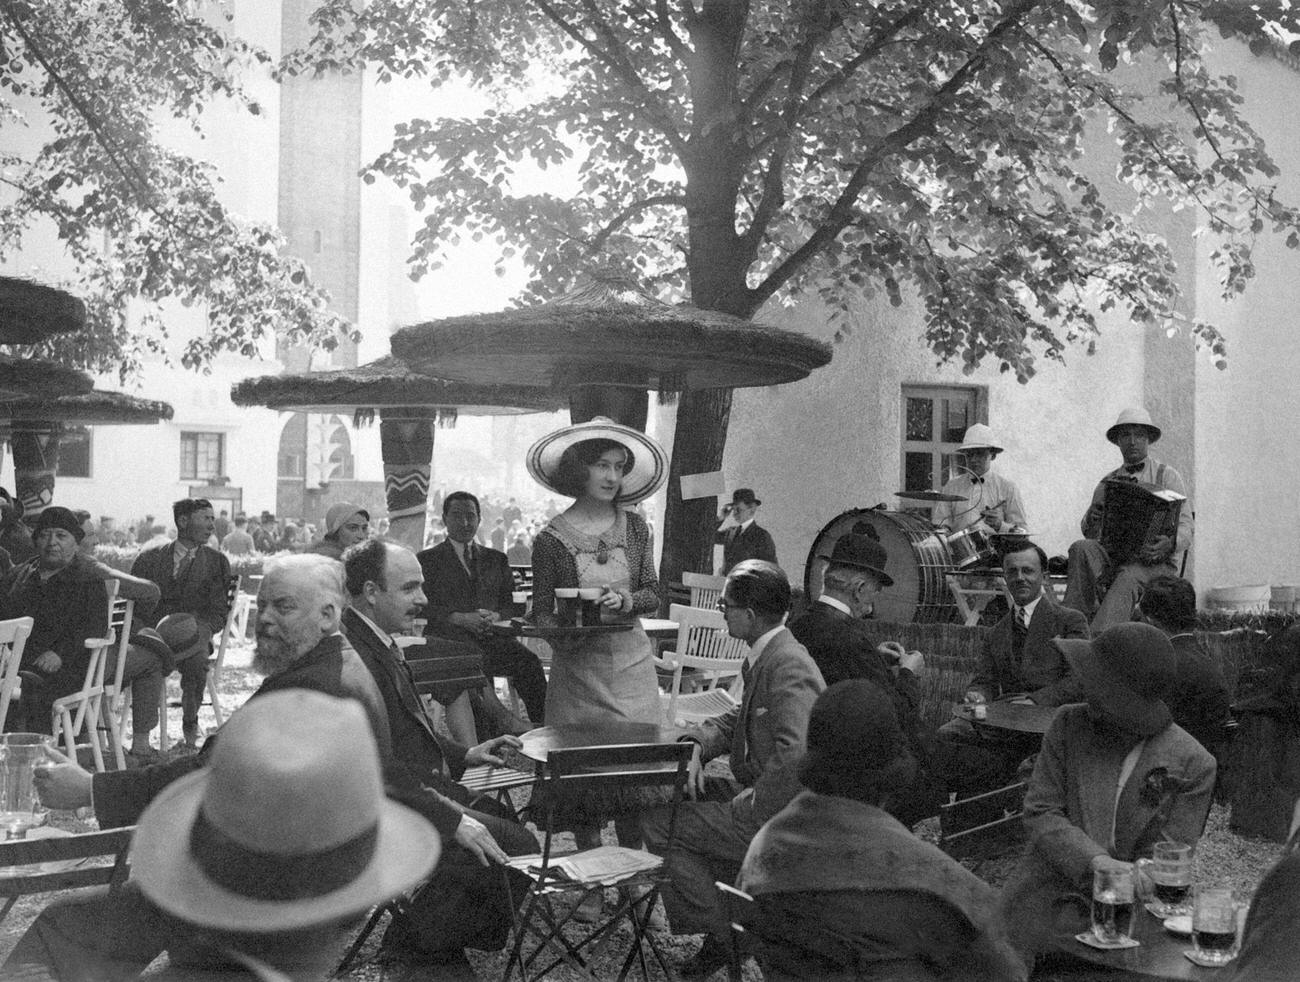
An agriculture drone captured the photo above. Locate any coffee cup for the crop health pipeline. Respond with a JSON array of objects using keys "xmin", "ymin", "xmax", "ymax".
[
  {"xmin": 577, "ymin": 588, "xmax": 603, "ymax": 626},
  {"xmin": 554, "ymin": 588, "xmax": 579, "ymax": 626}
]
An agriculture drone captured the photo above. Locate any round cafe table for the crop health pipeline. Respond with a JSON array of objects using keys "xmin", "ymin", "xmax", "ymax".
[
  {"xmin": 950, "ymin": 700, "xmax": 1058, "ymax": 736},
  {"xmin": 518, "ymin": 721, "xmax": 685, "ymax": 765},
  {"xmin": 1051, "ymin": 906, "xmax": 1226, "ymax": 980}
]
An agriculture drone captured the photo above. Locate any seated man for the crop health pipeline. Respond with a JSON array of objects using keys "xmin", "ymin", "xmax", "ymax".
[
  {"xmin": 998, "ymin": 623, "xmax": 1216, "ymax": 966},
  {"xmin": 130, "ymin": 689, "xmax": 440, "ymax": 982},
  {"xmin": 641, "ymin": 560, "xmax": 825, "ymax": 979},
  {"xmin": 1063, "ymin": 407, "xmax": 1193, "ymax": 632},
  {"xmin": 931, "ymin": 424, "xmax": 1027, "ymax": 537},
  {"xmin": 1135, "ymin": 575, "xmax": 1232, "ymax": 758},
  {"xmin": 1232, "ymin": 796, "xmax": 1300, "ymax": 982},
  {"xmin": 418, "ymin": 490, "xmax": 546, "ymax": 731},
  {"xmin": 739, "ymin": 680, "xmax": 1027, "ymax": 982},
  {"xmin": 305, "ymin": 501, "xmax": 370, "ymax": 560},
  {"xmin": 788, "ymin": 529, "xmax": 938, "ymax": 825},
  {"xmin": 0, "ymin": 507, "xmax": 110, "ymax": 733},
  {"xmin": 937, "ymin": 542, "xmax": 1088, "ymax": 794}
]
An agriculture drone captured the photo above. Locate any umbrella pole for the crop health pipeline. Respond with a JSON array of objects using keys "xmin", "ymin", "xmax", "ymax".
[
  {"xmin": 568, "ymin": 386, "xmax": 648, "ymax": 431},
  {"xmin": 10, "ymin": 421, "xmax": 60, "ymax": 518},
  {"xmin": 379, "ymin": 414, "xmax": 433, "ymax": 553}
]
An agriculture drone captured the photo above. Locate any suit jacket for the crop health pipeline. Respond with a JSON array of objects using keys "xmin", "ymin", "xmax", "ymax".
[
  {"xmin": 716, "ymin": 521, "xmax": 777, "ymax": 574},
  {"xmin": 418, "ymin": 539, "xmax": 514, "ymax": 644},
  {"xmin": 968, "ymin": 595, "xmax": 1089, "ymax": 706},
  {"xmin": 1024, "ymin": 705, "xmax": 1216, "ymax": 887},
  {"xmin": 131, "ymin": 541, "xmax": 232, "ymax": 637},
  {"xmin": 695, "ymin": 628, "xmax": 826, "ymax": 831}
]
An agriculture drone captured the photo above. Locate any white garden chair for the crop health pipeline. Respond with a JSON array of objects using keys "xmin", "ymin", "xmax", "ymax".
[{"xmin": 656, "ymin": 603, "xmax": 747, "ymax": 727}]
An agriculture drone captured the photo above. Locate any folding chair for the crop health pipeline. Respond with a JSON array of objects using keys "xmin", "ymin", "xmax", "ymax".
[
  {"xmin": 101, "ymin": 589, "xmax": 136, "ymax": 769},
  {"xmin": 682, "ymin": 572, "xmax": 726, "ymax": 610},
  {"xmin": 938, "ymin": 779, "xmax": 1028, "ymax": 866},
  {"xmin": 50, "ymin": 631, "xmax": 116, "ymax": 772},
  {"xmin": 0, "ymin": 826, "xmax": 135, "ymax": 927},
  {"xmin": 656, "ymin": 604, "xmax": 746, "ymax": 727},
  {"xmin": 0, "ymin": 616, "xmax": 34, "ymax": 732},
  {"xmin": 502, "ymin": 741, "xmax": 694, "ymax": 982}
]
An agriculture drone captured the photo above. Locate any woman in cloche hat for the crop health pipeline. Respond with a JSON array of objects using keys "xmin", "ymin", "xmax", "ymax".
[{"xmin": 525, "ymin": 417, "xmax": 669, "ymax": 913}]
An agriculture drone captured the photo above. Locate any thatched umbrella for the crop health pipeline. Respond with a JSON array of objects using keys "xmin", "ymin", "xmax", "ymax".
[
  {"xmin": 2, "ymin": 390, "xmax": 173, "ymax": 517},
  {"xmin": 231, "ymin": 357, "xmax": 562, "ymax": 551},
  {"xmin": 0, "ymin": 355, "xmax": 93, "ymax": 399},
  {"xmin": 389, "ymin": 272, "xmax": 833, "ymax": 430},
  {"xmin": 0, "ymin": 276, "xmax": 87, "ymax": 345}
]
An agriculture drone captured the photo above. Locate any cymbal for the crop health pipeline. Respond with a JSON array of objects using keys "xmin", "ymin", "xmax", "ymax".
[{"xmin": 894, "ymin": 490, "xmax": 965, "ymax": 503}]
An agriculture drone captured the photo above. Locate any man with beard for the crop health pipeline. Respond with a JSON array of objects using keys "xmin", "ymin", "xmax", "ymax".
[
  {"xmin": 131, "ymin": 497, "xmax": 233, "ymax": 746},
  {"xmin": 4, "ymin": 555, "xmax": 397, "ymax": 981}
]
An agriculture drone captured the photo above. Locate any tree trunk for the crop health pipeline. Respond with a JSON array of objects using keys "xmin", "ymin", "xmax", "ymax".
[
  {"xmin": 568, "ymin": 386, "xmax": 649, "ymax": 429},
  {"xmin": 659, "ymin": 388, "xmax": 733, "ymax": 601},
  {"xmin": 379, "ymin": 412, "xmax": 434, "ymax": 554},
  {"xmin": 11, "ymin": 422, "xmax": 61, "ymax": 518}
]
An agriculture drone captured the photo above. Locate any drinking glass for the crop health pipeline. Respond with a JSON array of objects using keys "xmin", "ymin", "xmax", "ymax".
[
  {"xmin": 1191, "ymin": 884, "xmax": 1239, "ymax": 965},
  {"xmin": 554, "ymin": 589, "xmax": 579, "ymax": 627},
  {"xmin": 1090, "ymin": 864, "xmax": 1136, "ymax": 945},
  {"xmin": 1141, "ymin": 841, "xmax": 1194, "ymax": 917},
  {"xmin": 0, "ymin": 734, "xmax": 52, "ymax": 839},
  {"xmin": 576, "ymin": 588, "xmax": 603, "ymax": 627}
]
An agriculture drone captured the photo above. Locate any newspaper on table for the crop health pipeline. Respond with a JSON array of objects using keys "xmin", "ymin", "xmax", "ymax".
[{"xmin": 506, "ymin": 845, "xmax": 660, "ymax": 886}]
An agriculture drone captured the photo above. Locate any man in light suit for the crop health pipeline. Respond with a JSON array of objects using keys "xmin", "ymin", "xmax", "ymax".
[
  {"xmin": 715, "ymin": 488, "xmax": 777, "ymax": 574},
  {"xmin": 641, "ymin": 559, "xmax": 826, "ymax": 979},
  {"xmin": 417, "ymin": 490, "xmax": 546, "ymax": 728},
  {"xmin": 130, "ymin": 497, "xmax": 232, "ymax": 746},
  {"xmin": 936, "ymin": 542, "xmax": 1089, "ymax": 794}
]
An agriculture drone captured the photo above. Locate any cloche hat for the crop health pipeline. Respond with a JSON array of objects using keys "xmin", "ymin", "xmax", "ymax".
[{"xmin": 526, "ymin": 416, "xmax": 668, "ymax": 505}]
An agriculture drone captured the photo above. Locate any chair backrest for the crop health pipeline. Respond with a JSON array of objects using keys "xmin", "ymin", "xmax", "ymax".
[
  {"xmin": 938, "ymin": 780, "xmax": 1028, "ymax": 860},
  {"xmin": 666, "ymin": 603, "xmax": 748, "ymax": 677},
  {"xmin": 405, "ymin": 651, "xmax": 489, "ymax": 696},
  {"xmin": 0, "ymin": 826, "xmax": 134, "ymax": 909},
  {"xmin": 682, "ymin": 572, "xmax": 726, "ymax": 610},
  {"xmin": 0, "ymin": 616, "xmax": 34, "ymax": 731},
  {"xmin": 106, "ymin": 582, "xmax": 135, "ymax": 697}
]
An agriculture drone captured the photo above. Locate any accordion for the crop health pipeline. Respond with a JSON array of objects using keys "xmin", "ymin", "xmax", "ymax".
[{"xmin": 1099, "ymin": 478, "xmax": 1185, "ymax": 565}]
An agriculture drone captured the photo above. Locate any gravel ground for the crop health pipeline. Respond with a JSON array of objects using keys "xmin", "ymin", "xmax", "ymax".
[{"xmin": 0, "ymin": 646, "xmax": 1285, "ymax": 980}]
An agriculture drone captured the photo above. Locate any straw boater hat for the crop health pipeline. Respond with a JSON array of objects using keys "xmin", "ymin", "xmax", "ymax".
[
  {"xmin": 132, "ymin": 690, "xmax": 439, "ymax": 934},
  {"xmin": 1054, "ymin": 623, "xmax": 1176, "ymax": 738},
  {"xmin": 526, "ymin": 416, "xmax": 668, "ymax": 505},
  {"xmin": 1106, "ymin": 407, "xmax": 1161, "ymax": 445},
  {"xmin": 957, "ymin": 423, "xmax": 1003, "ymax": 455},
  {"xmin": 825, "ymin": 530, "xmax": 894, "ymax": 587}
]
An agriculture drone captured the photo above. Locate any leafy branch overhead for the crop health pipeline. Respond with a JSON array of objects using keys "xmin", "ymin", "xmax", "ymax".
[
  {"xmin": 295, "ymin": 0, "xmax": 1300, "ymax": 381},
  {"xmin": 0, "ymin": 1, "xmax": 356, "ymax": 380}
]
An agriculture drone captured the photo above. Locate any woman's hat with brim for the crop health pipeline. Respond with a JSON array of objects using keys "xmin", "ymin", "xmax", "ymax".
[
  {"xmin": 1054, "ymin": 623, "xmax": 1175, "ymax": 737},
  {"xmin": 526, "ymin": 416, "xmax": 668, "ymax": 505},
  {"xmin": 132, "ymin": 690, "xmax": 440, "ymax": 934},
  {"xmin": 825, "ymin": 532, "xmax": 893, "ymax": 587},
  {"xmin": 1106, "ymin": 407, "xmax": 1161, "ymax": 445},
  {"xmin": 957, "ymin": 423, "xmax": 1004, "ymax": 455}
]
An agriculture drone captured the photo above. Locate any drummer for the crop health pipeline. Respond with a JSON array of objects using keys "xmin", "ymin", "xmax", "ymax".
[{"xmin": 931, "ymin": 424, "xmax": 1027, "ymax": 538}]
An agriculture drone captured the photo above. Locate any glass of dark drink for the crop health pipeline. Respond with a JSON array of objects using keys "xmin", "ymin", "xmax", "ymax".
[
  {"xmin": 1191, "ymin": 884, "xmax": 1239, "ymax": 965},
  {"xmin": 1143, "ymin": 840, "xmax": 1193, "ymax": 917},
  {"xmin": 1090, "ymin": 864, "xmax": 1136, "ymax": 946}
]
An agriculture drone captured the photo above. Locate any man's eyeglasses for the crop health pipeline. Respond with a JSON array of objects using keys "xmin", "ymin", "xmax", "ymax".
[{"xmin": 715, "ymin": 598, "xmax": 747, "ymax": 614}]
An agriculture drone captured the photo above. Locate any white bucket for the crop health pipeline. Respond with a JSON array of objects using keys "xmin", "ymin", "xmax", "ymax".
[{"xmin": 1206, "ymin": 584, "xmax": 1270, "ymax": 615}]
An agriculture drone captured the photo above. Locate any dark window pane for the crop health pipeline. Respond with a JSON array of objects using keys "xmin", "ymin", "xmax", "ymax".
[
  {"xmin": 905, "ymin": 397, "xmax": 933, "ymax": 441},
  {"xmin": 943, "ymin": 399, "xmax": 972, "ymax": 443},
  {"xmin": 905, "ymin": 452, "xmax": 933, "ymax": 491}
]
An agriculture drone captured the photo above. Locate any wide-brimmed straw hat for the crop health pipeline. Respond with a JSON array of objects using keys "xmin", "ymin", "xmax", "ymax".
[
  {"xmin": 526, "ymin": 416, "xmax": 668, "ymax": 505},
  {"xmin": 957, "ymin": 423, "xmax": 1004, "ymax": 455},
  {"xmin": 1106, "ymin": 407, "xmax": 1161, "ymax": 445},
  {"xmin": 132, "ymin": 690, "xmax": 440, "ymax": 934},
  {"xmin": 825, "ymin": 531, "xmax": 893, "ymax": 587},
  {"xmin": 1055, "ymin": 623, "xmax": 1175, "ymax": 737}
]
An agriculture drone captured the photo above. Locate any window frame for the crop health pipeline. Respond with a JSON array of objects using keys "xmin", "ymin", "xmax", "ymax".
[
  {"xmin": 899, "ymin": 385, "xmax": 988, "ymax": 500},
  {"xmin": 179, "ymin": 431, "xmax": 225, "ymax": 482}
]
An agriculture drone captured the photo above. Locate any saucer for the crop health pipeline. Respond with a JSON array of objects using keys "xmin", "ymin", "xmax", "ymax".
[
  {"xmin": 1184, "ymin": 949, "xmax": 1236, "ymax": 968},
  {"xmin": 1075, "ymin": 932, "xmax": 1140, "ymax": 951},
  {"xmin": 1163, "ymin": 915, "xmax": 1193, "ymax": 937}
]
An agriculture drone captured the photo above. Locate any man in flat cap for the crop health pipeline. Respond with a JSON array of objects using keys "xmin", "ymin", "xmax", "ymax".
[
  {"xmin": 1063, "ymin": 408, "xmax": 1193, "ymax": 632},
  {"xmin": 715, "ymin": 488, "xmax": 777, "ymax": 574}
]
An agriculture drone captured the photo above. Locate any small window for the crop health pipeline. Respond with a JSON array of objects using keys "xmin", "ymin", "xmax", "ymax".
[
  {"xmin": 180, "ymin": 432, "xmax": 224, "ymax": 481},
  {"xmin": 60, "ymin": 425, "xmax": 92, "ymax": 478},
  {"xmin": 900, "ymin": 386, "xmax": 984, "ymax": 497}
]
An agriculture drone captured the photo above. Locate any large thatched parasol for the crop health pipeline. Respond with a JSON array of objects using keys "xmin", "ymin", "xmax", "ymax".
[
  {"xmin": 3, "ymin": 390, "xmax": 173, "ymax": 516},
  {"xmin": 0, "ymin": 355, "xmax": 94, "ymax": 399},
  {"xmin": 0, "ymin": 277, "xmax": 87, "ymax": 345},
  {"xmin": 389, "ymin": 272, "xmax": 833, "ymax": 429},
  {"xmin": 231, "ymin": 357, "xmax": 563, "ymax": 551}
]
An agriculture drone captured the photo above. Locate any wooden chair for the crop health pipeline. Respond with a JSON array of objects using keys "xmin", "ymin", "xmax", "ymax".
[
  {"xmin": 682, "ymin": 572, "xmax": 726, "ymax": 610},
  {"xmin": 656, "ymin": 604, "xmax": 746, "ymax": 727},
  {"xmin": 502, "ymin": 741, "xmax": 694, "ymax": 982},
  {"xmin": 50, "ymin": 632, "xmax": 116, "ymax": 772},
  {"xmin": 0, "ymin": 616, "xmax": 34, "ymax": 732},
  {"xmin": 938, "ymin": 780, "xmax": 1028, "ymax": 863},
  {"xmin": 101, "ymin": 591, "xmax": 136, "ymax": 770},
  {"xmin": 0, "ymin": 826, "xmax": 135, "ymax": 926}
]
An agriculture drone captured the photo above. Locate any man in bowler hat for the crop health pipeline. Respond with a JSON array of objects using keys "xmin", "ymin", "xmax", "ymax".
[{"xmin": 715, "ymin": 488, "xmax": 776, "ymax": 574}]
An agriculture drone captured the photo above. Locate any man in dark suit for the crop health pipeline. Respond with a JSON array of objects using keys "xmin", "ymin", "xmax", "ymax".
[
  {"xmin": 131, "ymin": 497, "xmax": 232, "ymax": 746},
  {"xmin": 642, "ymin": 560, "xmax": 825, "ymax": 978},
  {"xmin": 418, "ymin": 490, "xmax": 546, "ymax": 727},
  {"xmin": 715, "ymin": 488, "xmax": 777, "ymax": 573},
  {"xmin": 342, "ymin": 539, "xmax": 536, "ymax": 974},
  {"xmin": 788, "ymin": 530, "xmax": 938, "ymax": 825},
  {"xmin": 937, "ymin": 542, "xmax": 1089, "ymax": 794}
]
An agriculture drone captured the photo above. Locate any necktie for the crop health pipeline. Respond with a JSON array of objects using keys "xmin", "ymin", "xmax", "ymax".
[
  {"xmin": 174, "ymin": 548, "xmax": 194, "ymax": 582},
  {"xmin": 1016, "ymin": 605, "xmax": 1029, "ymax": 630}
]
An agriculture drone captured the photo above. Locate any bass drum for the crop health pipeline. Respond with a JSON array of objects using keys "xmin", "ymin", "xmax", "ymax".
[{"xmin": 804, "ymin": 509, "xmax": 957, "ymax": 623}]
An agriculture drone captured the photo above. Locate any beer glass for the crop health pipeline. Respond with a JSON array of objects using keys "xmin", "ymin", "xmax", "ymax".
[
  {"xmin": 554, "ymin": 588, "xmax": 579, "ymax": 627},
  {"xmin": 1140, "ymin": 841, "xmax": 1194, "ymax": 916},
  {"xmin": 1191, "ymin": 884, "xmax": 1239, "ymax": 965},
  {"xmin": 576, "ymin": 588, "xmax": 603, "ymax": 626},
  {"xmin": 0, "ymin": 734, "xmax": 51, "ymax": 839},
  {"xmin": 1090, "ymin": 864, "xmax": 1136, "ymax": 945}
]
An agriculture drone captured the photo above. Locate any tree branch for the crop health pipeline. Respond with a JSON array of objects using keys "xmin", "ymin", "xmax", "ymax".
[{"xmin": 584, "ymin": 193, "xmax": 688, "ymax": 256}]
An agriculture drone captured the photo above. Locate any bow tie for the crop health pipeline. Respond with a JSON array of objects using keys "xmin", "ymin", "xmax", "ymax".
[
  {"xmin": 1123, "ymin": 463, "xmax": 1146, "ymax": 475},
  {"xmin": 969, "ymin": 476, "xmax": 984, "ymax": 485}
]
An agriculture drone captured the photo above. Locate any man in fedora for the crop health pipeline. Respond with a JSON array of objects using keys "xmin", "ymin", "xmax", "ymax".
[
  {"xmin": 936, "ymin": 541, "xmax": 1089, "ymax": 795},
  {"xmin": 932, "ymin": 423, "xmax": 1027, "ymax": 536},
  {"xmin": 998, "ymin": 623, "xmax": 1216, "ymax": 965},
  {"xmin": 131, "ymin": 497, "xmax": 233, "ymax": 746},
  {"xmin": 1063, "ymin": 407, "xmax": 1193, "ymax": 632},
  {"xmin": 641, "ymin": 560, "xmax": 824, "ymax": 978},
  {"xmin": 129, "ymin": 690, "xmax": 441, "ymax": 981},
  {"xmin": 306, "ymin": 500, "xmax": 371, "ymax": 560},
  {"xmin": 788, "ymin": 529, "xmax": 938, "ymax": 824},
  {"xmin": 715, "ymin": 488, "xmax": 776, "ymax": 574}
]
